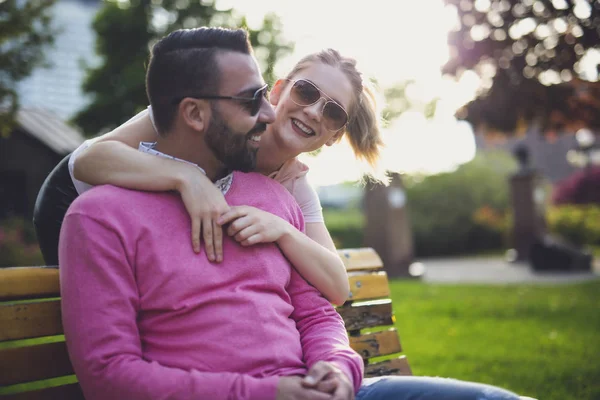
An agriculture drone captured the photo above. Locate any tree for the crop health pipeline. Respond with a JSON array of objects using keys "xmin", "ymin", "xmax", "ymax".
[
  {"xmin": 243, "ymin": 13, "xmax": 294, "ymax": 86},
  {"xmin": 0, "ymin": 0, "xmax": 56, "ymax": 135},
  {"xmin": 382, "ymin": 80, "xmax": 439, "ymax": 125},
  {"xmin": 443, "ymin": 0, "xmax": 600, "ymax": 135},
  {"xmin": 73, "ymin": 0, "xmax": 293, "ymax": 136}
]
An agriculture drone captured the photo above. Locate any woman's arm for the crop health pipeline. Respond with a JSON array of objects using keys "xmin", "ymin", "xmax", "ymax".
[
  {"xmin": 73, "ymin": 111, "xmax": 230, "ymax": 261},
  {"xmin": 218, "ymin": 207, "xmax": 349, "ymax": 306},
  {"xmin": 288, "ymin": 175, "xmax": 349, "ymax": 305},
  {"xmin": 279, "ymin": 222, "xmax": 349, "ymax": 306}
]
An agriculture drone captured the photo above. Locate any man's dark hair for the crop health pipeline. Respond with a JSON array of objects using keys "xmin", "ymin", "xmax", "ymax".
[{"xmin": 146, "ymin": 27, "xmax": 252, "ymax": 134}]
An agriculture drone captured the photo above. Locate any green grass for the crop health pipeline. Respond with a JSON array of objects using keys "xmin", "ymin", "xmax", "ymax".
[{"xmin": 388, "ymin": 279, "xmax": 600, "ymax": 400}]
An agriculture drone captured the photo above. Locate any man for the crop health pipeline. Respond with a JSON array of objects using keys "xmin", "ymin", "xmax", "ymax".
[{"xmin": 59, "ymin": 27, "xmax": 362, "ymax": 400}]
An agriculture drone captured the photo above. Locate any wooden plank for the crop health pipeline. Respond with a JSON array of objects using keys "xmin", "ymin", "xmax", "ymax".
[
  {"xmin": 349, "ymin": 329, "xmax": 402, "ymax": 359},
  {"xmin": 337, "ymin": 300, "xmax": 394, "ymax": 331},
  {"xmin": 338, "ymin": 248, "xmax": 383, "ymax": 272},
  {"xmin": 0, "ymin": 341, "xmax": 74, "ymax": 386},
  {"xmin": 0, "ymin": 300, "xmax": 63, "ymax": 341},
  {"xmin": 347, "ymin": 272, "xmax": 390, "ymax": 301},
  {"xmin": 2, "ymin": 383, "xmax": 84, "ymax": 400},
  {"xmin": 365, "ymin": 356, "xmax": 413, "ymax": 377},
  {"xmin": 0, "ymin": 267, "xmax": 60, "ymax": 301}
]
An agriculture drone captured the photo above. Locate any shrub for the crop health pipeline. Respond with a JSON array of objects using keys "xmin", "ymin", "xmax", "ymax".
[
  {"xmin": 323, "ymin": 208, "xmax": 364, "ymax": 249},
  {"xmin": 404, "ymin": 151, "xmax": 516, "ymax": 257},
  {"xmin": 0, "ymin": 217, "xmax": 44, "ymax": 267},
  {"xmin": 546, "ymin": 205, "xmax": 600, "ymax": 247},
  {"xmin": 552, "ymin": 166, "xmax": 600, "ymax": 205}
]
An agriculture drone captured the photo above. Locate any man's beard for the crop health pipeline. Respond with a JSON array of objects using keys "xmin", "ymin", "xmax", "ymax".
[{"xmin": 204, "ymin": 107, "xmax": 267, "ymax": 173}]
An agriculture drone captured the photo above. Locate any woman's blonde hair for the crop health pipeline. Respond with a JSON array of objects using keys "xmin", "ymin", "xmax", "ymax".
[{"xmin": 285, "ymin": 49, "xmax": 384, "ymax": 169}]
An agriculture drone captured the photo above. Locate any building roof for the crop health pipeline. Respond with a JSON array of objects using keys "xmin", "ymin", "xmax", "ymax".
[{"xmin": 16, "ymin": 107, "xmax": 86, "ymax": 155}]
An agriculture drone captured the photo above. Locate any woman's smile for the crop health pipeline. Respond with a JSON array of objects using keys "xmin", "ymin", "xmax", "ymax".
[{"xmin": 290, "ymin": 118, "xmax": 316, "ymax": 137}]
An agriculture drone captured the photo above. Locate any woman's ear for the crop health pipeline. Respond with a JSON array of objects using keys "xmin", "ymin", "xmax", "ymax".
[
  {"xmin": 180, "ymin": 98, "xmax": 209, "ymax": 132},
  {"xmin": 325, "ymin": 131, "xmax": 345, "ymax": 146},
  {"xmin": 269, "ymin": 79, "xmax": 286, "ymax": 106}
]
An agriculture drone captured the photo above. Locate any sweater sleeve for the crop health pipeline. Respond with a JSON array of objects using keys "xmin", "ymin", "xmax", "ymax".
[
  {"xmin": 286, "ymin": 269, "xmax": 364, "ymax": 393},
  {"xmin": 59, "ymin": 211, "xmax": 279, "ymax": 400}
]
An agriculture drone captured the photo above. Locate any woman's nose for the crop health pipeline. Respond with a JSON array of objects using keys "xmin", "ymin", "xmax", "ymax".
[{"xmin": 304, "ymin": 99, "xmax": 324, "ymax": 122}]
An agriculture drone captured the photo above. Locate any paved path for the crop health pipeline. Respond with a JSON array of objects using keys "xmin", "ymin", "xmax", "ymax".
[{"xmin": 418, "ymin": 256, "xmax": 600, "ymax": 285}]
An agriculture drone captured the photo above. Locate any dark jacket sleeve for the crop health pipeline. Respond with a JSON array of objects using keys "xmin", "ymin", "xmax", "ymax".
[{"xmin": 33, "ymin": 153, "xmax": 78, "ymax": 265}]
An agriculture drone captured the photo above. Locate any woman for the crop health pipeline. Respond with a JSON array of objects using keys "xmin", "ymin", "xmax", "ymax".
[{"xmin": 34, "ymin": 48, "xmax": 383, "ymax": 305}]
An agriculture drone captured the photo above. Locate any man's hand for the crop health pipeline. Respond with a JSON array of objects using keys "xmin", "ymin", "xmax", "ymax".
[
  {"xmin": 217, "ymin": 205, "xmax": 292, "ymax": 246},
  {"xmin": 276, "ymin": 376, "xmax": 332, "ymax": 400},
  {"xmin": 302, "ymin": 361, "xmax": 354, "ymax": 400}
]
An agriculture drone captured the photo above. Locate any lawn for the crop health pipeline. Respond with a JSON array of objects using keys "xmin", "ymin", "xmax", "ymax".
[{"xmin": 389, "ymin": 279, "xmax": 600, "ymax": 400}]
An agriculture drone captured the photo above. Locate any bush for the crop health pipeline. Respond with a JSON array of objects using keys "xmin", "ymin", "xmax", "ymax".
[
  {"xmin": 323, "ymin": 208, "xmax": 364, "ymax": 249},
  {"xmin": 546, "ymin": 205, "xmax": 600, "ymax": 247},
  {"xmin": 0, "ymin": 217, "xmax": 44, "ymax": 267},
  {"xmin": 404, "ymin": 151, "xmax": 516, "ymax": 257},
  {"xmin": 552, "ymin": 166, "xmax": 600, "ymax": 205}
]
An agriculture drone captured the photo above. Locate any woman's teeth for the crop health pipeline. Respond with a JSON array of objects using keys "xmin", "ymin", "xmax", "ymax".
[
  {"xmin": 292, "ymin": 119, "xmax": 315, "ymax": 136},
  {"xmin": 249, "ymin": 135, "xmax": 261, "ymax": 142}
]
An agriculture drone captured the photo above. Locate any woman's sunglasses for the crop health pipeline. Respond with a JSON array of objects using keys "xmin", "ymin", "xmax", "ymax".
[
  {"xmin": 285, "ymin": 79, "xmax": 349, "ymax": 132},
  {"xmin": 172, "ymin": 84, "xmax": 269, "ymax": 116}
]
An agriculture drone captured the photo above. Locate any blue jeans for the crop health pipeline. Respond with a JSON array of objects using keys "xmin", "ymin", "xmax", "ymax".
[{"xmin": 356, "ymin": 376, "xmax": 521, "ymax": 400}]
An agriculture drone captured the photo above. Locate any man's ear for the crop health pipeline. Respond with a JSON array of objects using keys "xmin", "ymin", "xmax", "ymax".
[
  {"xmin": 325, "ymin": 131, "xmax": 345, "ymax": 146},
  {"xmin": 180, "ymin": 98, "xmax": 209, "ymax": 132},
  {"xmin": 269, "ymin": 79, "xmax": 286, "ymax": 106}
]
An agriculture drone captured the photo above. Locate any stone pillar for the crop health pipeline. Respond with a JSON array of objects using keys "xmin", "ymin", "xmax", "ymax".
[
  {"xmin": 509, "ymin": 144, "xmax": 546, "ymax": 261},
  {"xmin": 363, "ymin": 173, "xmax": 414, "ymax": 278}
]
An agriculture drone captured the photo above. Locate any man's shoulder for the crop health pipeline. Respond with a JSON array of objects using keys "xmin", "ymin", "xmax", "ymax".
[
  {"xmin": 232, "ymin": 171, "xmax": 304, "ymax": 228},
  {"xmin": 233, "ymin": 171, "xmax": 292, "ymax": 197},
  {"xmin": 67, "ymin": 185, "xmax": 167, "ymax": 218}
]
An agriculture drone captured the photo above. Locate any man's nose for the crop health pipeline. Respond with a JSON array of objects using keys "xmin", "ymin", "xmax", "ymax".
[{"xmin": 258, "ymin": 100, "xmax": 276, "ymax": 124}]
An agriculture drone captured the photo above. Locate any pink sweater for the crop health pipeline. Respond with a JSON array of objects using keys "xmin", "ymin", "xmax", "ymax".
[{"xmin": 59, "ymin": 171, "xmax": 363, "ymax": 400}]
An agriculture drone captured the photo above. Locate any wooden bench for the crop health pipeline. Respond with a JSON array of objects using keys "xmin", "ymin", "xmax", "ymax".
[{"xmin": 0, "ymin": 247, "xmax": 411, "ymax": 399}]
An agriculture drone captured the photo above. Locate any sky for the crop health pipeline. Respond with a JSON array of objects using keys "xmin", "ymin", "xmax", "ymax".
[{"xmin": 219, "ymin": 0, "xmax": 480, "ymax": 186}]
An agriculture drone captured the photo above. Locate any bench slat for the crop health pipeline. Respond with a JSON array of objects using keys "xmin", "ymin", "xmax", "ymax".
[
  {"xmin": 0, "ymin": 300, "xmax": 63, "ymax": 341},
  {"xmin": 0, "ymin": 341, "xmax": 74, "ymax": 386},
  {"xmin": 348, "ymin": 272, "xmax": 390, "ymax": 301},
  {"xmin": 365, "ymin": 356, "xmax": 413, "ymax": 377},
  {"xmin": 0, "ymin": 267, "xmax": 60, "ymax": 301},
  {"xmin": 337, "ymin": 300, "xmax": 394, "ymax": 331},
  {"xmin": 349, "ymin": 329, "xmax": 402, "ymax": 359},
  {"xmin": 337, "ymin": 248, "xmax": 383, "ymax": 272},
  {"xmin": 1, "ymin": 383, "xmax": 84, "ymax": 400}
]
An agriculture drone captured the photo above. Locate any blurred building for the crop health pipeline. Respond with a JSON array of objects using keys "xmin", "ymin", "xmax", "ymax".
[
  {"xmin": 17, "ymin": 0, "xmax": 101, "ymax": 120},
  {"xmin": 0, "ymin": 108, "xmax": 85, "ymax": 220},
  {"xmin": 475, "ymin": 128, "xmax": 579, "ymax": 184}
]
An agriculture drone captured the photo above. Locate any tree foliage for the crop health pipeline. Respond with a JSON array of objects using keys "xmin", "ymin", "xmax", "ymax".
[
  {"xmin": 382, "ymin": 80, "xmax": 439, "ymax": 125},
  {"xmin": 0, "ymin": 0, "xmax": 56, "ymax": 135},
  {"xmin": 443, "ymin": 0, "xmax": 600, "ymax": 134},
  {"xmin": 73, "ymin": 0, "xmax": 293, "ymax": 136}
]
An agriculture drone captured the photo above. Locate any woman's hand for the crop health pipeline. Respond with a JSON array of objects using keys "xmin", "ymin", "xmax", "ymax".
[
  {"xmin": 175, "ymin": 166, "xmax": 230, "ymax": 261},
  {"xmin": 217, "ymin": 206, "xmax": 292, "ymax": 246}
]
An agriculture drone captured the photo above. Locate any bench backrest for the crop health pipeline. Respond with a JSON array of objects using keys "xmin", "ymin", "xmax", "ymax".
[{"xmin": 0, "ymin": 247, "xmax": 410, "ymax": 399}]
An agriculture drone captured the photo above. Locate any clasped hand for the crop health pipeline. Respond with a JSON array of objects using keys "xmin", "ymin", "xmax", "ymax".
[{"xmin": 276, "ymin": 361, "xmax": 354, "ymax": 400}]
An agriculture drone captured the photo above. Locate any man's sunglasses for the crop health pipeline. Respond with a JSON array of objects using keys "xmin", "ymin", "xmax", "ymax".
[
  {"xmin": 285, "ymin": 79, "xmax": 349, "ymax": 132},
  {"xmin": 172, "ymin": 84, "xmax": 269, "ymax": 116}
]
